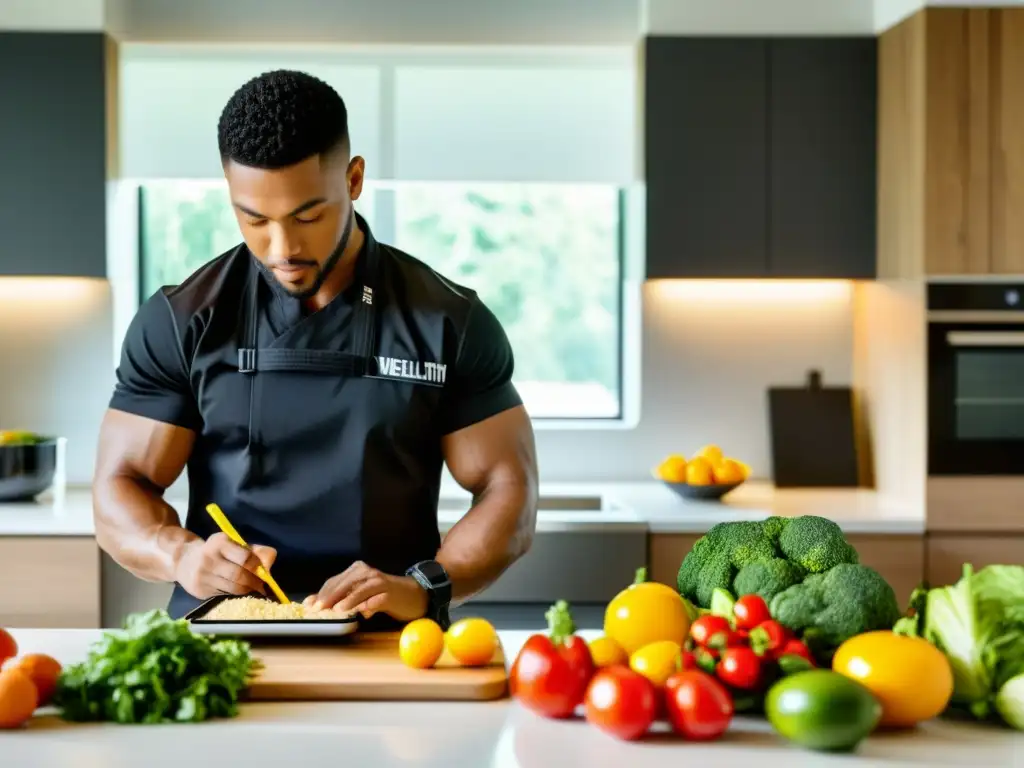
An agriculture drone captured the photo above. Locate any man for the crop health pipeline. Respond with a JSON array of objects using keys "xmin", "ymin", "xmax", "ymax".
[{"xmin": 93, "ymin": 69, "xmax": 539, "ymax": 629}]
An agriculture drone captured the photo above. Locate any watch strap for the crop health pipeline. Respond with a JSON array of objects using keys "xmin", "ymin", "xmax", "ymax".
[{"xmin": 406, "ymin": 560, "xmax": 452, "ymax": 630}]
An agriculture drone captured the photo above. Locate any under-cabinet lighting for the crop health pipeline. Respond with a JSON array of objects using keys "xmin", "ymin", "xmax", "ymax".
[{"xmin": 647, "ymin": 279, "xmax": 853, "ymax": 305}]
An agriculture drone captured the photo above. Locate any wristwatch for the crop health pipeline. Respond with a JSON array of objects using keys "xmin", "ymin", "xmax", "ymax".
[{"xmin": 405, "ymin": 560, "xmax": 452, "ymax": 630}]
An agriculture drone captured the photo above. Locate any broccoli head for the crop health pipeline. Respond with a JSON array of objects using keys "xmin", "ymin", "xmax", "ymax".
[
  {"xmin": 778, "ymin": 515, "xmax": 858, "ymax": 574},
  {"xmin": 769, "ymin": 563, "xmax": 902, "ymax": 647},
  {"xmin": 760, "ymin": 516, "xmax": 790, "ymax": 545},
  {"xmin": 677, "ymin": 519, "xmax": 782, "ymax": 606},
  {"xmin": 733, "ymin": 558, "xmax": 806, "ymax": 603}
]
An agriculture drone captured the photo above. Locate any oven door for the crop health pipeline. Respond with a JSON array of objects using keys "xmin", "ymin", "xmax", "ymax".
[{"xmin": 929, "ymin": 322, "xmax": 1024, "ymax": 474}]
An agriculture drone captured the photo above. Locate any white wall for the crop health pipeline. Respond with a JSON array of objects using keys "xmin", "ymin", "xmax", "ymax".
[
  {"xmin": 0, "ymin": 279, "xmax": 114, "ymax": 483},
  {"xmin": 0, "ymin": 275, "xmax": 853, "ymax": 485},
  {"xmin": 0, "ymin": 0, "xmax": 104, "ymax": 31},
  {"xmin": 104, "ymin": 0, "xmax": 642, "ymax": 45},
  {"xmin": 642, "ymin": 0, "xmax": 876, "ymax": 34}
]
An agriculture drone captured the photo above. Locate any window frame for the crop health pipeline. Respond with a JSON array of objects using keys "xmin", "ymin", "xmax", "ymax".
[{"xmin": 124, "ymin": 179, "xmax": 642, "ymax": 430}]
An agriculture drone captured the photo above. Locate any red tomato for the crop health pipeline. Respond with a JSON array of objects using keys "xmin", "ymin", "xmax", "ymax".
[
  {"xmin": 664, "ymin": 670, "xmax": 734, "ymax": 741},
  {"xmin": 584, "ymin": 665, "xmax": 658, "ymax": 741},
  {"xmin": 778, "ymin": 638, "xmax": 815, "ymax": 666},
  {"xmin": 716, "ymin": 647, "xmax": 762, "ymax": 690},
  {"xmin": 732, "ymin": 595, "xmax": 771, "ymax": 630},
  {"xmin": 689, "ymin": 615, "xmax": 734, "ymax": 649},
  {"xmin": 680, "ymin": 651, "xmax": 699, "ymax": 670},
  {"xmin": 510, "ymin": 603, "xmax": 596, "ymax": 720},
  {"xmin": 749, "ymin": 619, "xmax": 790, "ymax": 659}
]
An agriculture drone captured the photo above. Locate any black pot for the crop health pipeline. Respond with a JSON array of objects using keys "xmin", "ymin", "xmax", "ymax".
[{"xmin": 0, "ymin": 439, "xmax": 58, "ymax": 502}]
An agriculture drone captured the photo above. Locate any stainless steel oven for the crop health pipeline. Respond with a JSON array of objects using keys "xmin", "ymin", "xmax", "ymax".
[{"xmin": 928, "ymin": 282, "xmax": 1024, "ymax": 475}]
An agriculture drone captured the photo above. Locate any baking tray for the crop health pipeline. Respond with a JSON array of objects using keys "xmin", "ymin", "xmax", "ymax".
[{"xmin": 184, "ymin": 594, "xmax": 360, "ymax": 638}]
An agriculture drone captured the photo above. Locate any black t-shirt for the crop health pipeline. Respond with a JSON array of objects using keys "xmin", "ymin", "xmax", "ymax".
[{"xmin": 109, "ymin": 236, "xmax": 522, "ymax": 439}]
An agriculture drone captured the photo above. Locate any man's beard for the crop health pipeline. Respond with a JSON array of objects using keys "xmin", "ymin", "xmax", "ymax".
[{"xmin": 262, "ymin": 208, "xmax": 356, "ymax": 300}]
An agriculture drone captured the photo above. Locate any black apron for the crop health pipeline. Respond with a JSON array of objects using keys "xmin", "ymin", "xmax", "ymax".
[{"xmin": 168, "ymin": 219, "xmax": 444, "ymax": 628}]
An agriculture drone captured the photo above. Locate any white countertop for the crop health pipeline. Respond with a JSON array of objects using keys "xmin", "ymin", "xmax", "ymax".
[
  {"xmin": 2, "ymin": 627, "xmax": 1019, "ymax": 767},
  {"xmin": 0, "ymin": 480, "xmax": 925, "ymax": 537}
]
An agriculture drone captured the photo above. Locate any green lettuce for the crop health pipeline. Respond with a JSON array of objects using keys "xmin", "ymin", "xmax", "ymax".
[
  {"xmin": 895, "ymin": 563, "xmax": 1024, "ymax": 728},
  {"xmin": 53, "ymin": 610, "xmax": 260, "ymax": 724},
  {"xmin": 995, "ymin": 674, "xmax": 1024, "ymax": 731}
]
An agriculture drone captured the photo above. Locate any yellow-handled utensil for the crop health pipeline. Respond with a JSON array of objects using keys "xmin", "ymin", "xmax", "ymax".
[{"xmin": 205, "ymin": 503, "xmax": 290, "ymax": 605}]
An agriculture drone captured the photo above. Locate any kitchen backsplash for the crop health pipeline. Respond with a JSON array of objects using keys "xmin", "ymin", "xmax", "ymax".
[
  {"xmin": 0, "ymin": 277, "xmax": 853, "ymax": 485},
  {"xmin": 0, "ymin": 278, "xmax": 114, "ymax": 483}
]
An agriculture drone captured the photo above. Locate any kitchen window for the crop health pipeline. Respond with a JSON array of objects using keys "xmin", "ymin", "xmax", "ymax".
[{"xmin": 137, "ymin": 179, "xmax": 626, "ymax": 422}]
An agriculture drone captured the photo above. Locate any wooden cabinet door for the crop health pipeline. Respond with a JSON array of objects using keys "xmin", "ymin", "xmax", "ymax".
[
  {"xmin": 845, "ymin": 534, "xmax": 924, "ymax": 612},
  {"xmin": 649, "ymin": 534, "xmax": 700, "ymax": 589},
  {"xmin": 921, "ymin": 9, "xmax": 993, "ymax": 276},
  {"xmin": 990, "ymin": 9, "xmax": 1024, "ymax": 275},
  {"xmin": 926, "ymin": 534, "xmax": 1024, "ymax": 587},
  {"xmin": 0, "ymin": 537, "xmax": 101, "ymax": 628},
  {"xmin": 644, "ymin": 37, "xmax": 769, "ymax": 278}
]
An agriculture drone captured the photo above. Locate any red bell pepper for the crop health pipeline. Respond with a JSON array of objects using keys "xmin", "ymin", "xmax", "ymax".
[{"xmin": 509, "ymin": 600, "xmax": 596, "ymax": 719}]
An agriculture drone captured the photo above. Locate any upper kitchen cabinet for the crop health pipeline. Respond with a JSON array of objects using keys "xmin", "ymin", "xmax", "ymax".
[
  {"xmin": 643, "ymin": 36, "xmax": 878, "ymax": 279},
  {"xmin": 769, "ymin": 39, "xmax": 877, "ymax": 278},
  {"xmin": 0, "ymin": 33, "xmax": 110, "ymax": 279},
  {"xmin": 879, "ymin": 8, "xmax": 1024, "ymax": 278},
  {"xmin": 644, "ymin": 38, "xmax": 770, "ymax": 278}
]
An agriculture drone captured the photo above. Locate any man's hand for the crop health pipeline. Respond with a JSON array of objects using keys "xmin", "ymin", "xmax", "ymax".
[
  {"xmin": 174, "ymin": 532, "xmax": 277, "ymax": 600},
  {"xmin": 306, "ymin": 561, "xmax": 428, "ymax": 621}
]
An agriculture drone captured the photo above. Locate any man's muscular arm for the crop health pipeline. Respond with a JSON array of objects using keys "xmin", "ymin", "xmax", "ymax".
[
  {"xmin": 92, "ymin": 409, "xmax": 197, "ymax": 583},
  {"xmin": 93, "ymin": 410, "xmax": 270, "ymax": 597},
  {"xmin": 96, "ymin": 291, "xmax": 271, "ymax": 599},
  {"xmin": 437, "ymin": 405, "xmax": 538, "ymax": 603}
]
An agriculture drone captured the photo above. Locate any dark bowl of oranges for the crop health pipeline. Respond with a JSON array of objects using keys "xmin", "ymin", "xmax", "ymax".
[{"xmin": 652, "ymin": 445, "xmax": 750, "ymax": 502}]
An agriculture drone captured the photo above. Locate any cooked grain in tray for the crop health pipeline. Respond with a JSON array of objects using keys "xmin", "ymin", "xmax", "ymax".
[{"xmin": 201, "ymin": 596, "xmax": 355, "ymax": 621}]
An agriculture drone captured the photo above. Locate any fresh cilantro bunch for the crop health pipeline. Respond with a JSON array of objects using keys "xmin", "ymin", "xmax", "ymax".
[{"xmin": 53, "ymin": 609, "xmax": 260, "ymax": 724}]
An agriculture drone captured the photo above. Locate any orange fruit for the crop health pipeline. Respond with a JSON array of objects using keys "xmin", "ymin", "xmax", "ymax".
[
  {"xmin": 685, "ymin": 457, "xmax": 715, "ymax": 485},
  {"xmin": 14, "ymin": 654, "xmax": 62, "ymax": 706},
  {"xmin": 0, "ymin": 629, "xmax": 16, "ymax": 668},
  {"xmin": 398, "ymin": 619, "xmax": 445, "ymax": 670},
  {"xmin": 446, "ymin": 618, "xmax": 499, "ymax": 667},
  {"xmin": 713, "ymin": 458, "xmax": 746, "ymax": 485},
  {"xmin": 0, "ymin": 668, "xmax": 37, "ymax": 729},
  {"xmin": 657, "ymin": 455, "xmax": 688, "ymax": 482},
  {"xmin": 693, "ymin": 445, "xmax": 724, "ymax": 464}
]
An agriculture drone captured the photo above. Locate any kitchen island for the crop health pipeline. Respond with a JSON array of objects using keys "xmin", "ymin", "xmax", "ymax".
[{"xmin": 1, "ymin": 628, "xmax": 1020, "ymax": 767}]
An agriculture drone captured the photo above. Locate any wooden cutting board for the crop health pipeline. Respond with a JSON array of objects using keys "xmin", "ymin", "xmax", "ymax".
[{"xmin": 245, "ymin": 632, "xmax": 509, "ymax": 701}]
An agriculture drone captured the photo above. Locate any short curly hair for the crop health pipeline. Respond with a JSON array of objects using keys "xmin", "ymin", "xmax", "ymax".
[{"xmin": 217, "ymin": 69, "xmax": 349, "ymax": 169}]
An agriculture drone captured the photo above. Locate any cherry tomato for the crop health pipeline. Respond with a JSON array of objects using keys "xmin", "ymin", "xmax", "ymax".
[
  {"xmin": 689, "ymin": 615, "xmax": 733, "ymax": 648},
  {"xmin": 716, "ymin": 647, "xmax": 762, "ymax": 690},
  {"xmin": 680, "ymin": 651, "xmax": 699, "ymax": 670},
  {"xmin": 778, "ymin": 638, "xmax": 815, "ymax": 666},
  {"xmin": 584, "ymin": 665, "xmax": 658, "ymax": 741},
  {"xmin": 749, "ymin": 619, "xmax": 790, "ymax": 659},
  {"xmin": 664, "ymin": 670, "xmax": 734, "ymax": 741},
  {"xmin": 732, "ymin": 595, "xmax": 771, "ymax": 631}
]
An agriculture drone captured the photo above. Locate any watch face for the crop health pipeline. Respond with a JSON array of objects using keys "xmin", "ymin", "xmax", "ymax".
[{"xmin": 415, "ymin": 560, "xmax": 449, "ymax": 586}]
